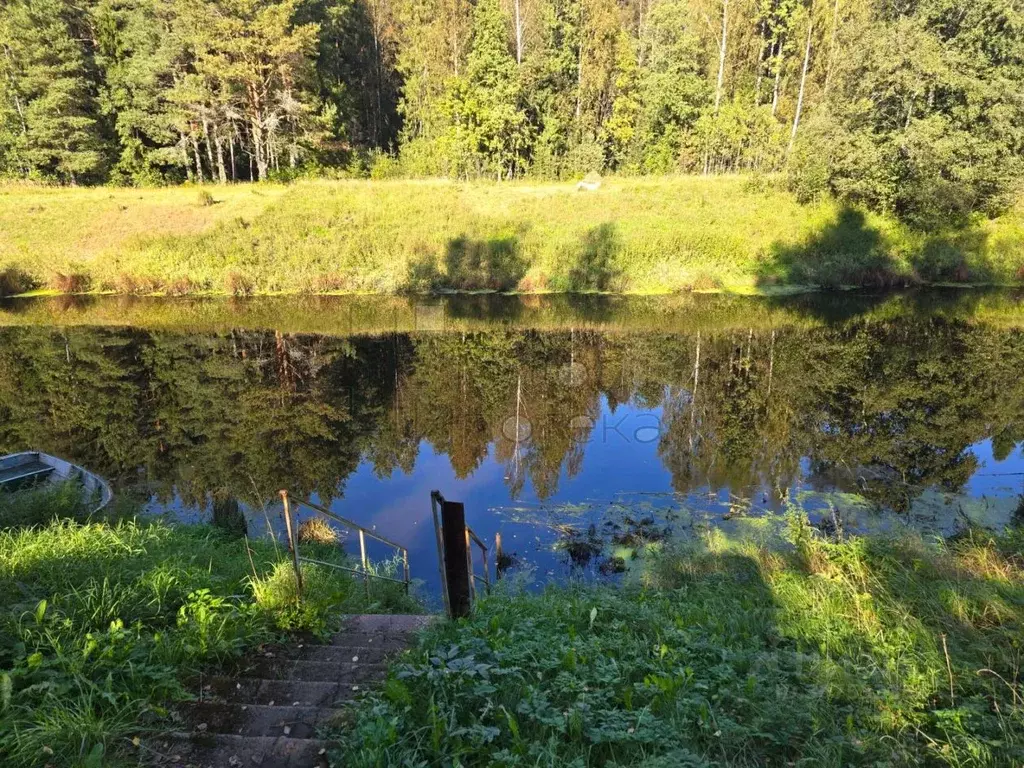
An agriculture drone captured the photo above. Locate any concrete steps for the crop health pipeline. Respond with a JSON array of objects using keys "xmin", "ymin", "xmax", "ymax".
[{"xmin": 144, "ymin": 614, "xmax": 434, "ymax": 768}]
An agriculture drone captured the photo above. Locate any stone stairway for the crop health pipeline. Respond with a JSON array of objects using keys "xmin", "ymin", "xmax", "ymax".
[{"xmin": 150, "ymin": 615, "xmax": 433, "ymax": 768}]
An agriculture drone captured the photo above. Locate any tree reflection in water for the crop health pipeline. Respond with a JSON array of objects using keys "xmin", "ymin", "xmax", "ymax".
[{"xmin": 0, "ymin": 292, "xmax": 1022, "ymax": 545}]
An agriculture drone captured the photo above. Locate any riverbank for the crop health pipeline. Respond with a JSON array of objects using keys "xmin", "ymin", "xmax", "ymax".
[
  {"xmin": 2, "ymin": 177, "xmax": 1023, "ymax": 296},
  {"xmin": 334, "ymin": 519, "xmax": 1024, "ymax": 766},
  {"xmin": 0, "ymin": 487, "xmax": 418, "ymax": 767}
]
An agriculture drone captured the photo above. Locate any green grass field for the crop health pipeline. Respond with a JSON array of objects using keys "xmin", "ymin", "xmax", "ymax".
[
  {"xmin": 335, "ymin": 517, "xmax": 1024, "ymax": 766},
  {"xmin": 0, "ymin": 484, "xmax": 419, "ymax": 767},
  {"xmin": 2, "ymin": 177, "xmax": 1023, "ymax": 296}
]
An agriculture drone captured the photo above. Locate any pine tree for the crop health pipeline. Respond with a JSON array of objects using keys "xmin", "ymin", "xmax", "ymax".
[
  {"xmin": 0, "ymin": 0, "xmax": 107, "ymax": 182},
  {"xmin": 93, "ymin": 0, "xmax": 186, "ymax": 184}
]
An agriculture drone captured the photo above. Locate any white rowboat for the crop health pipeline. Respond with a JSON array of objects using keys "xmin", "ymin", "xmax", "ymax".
[{"xmin": 0, "ymin": 451, "xmax": 113, "ymax": 514}]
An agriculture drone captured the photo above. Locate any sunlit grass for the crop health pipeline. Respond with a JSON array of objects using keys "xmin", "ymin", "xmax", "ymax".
[
  {"xmin": 2, "ymin": 177, "xmax": 1021, "ymax": 296},
  {"xmin": 0, "ymin": 487, "xmax": 421, "ymax": 766},
  {"xmin": 335, "ymin": 517, "xmax": 1024, "ymax": 766}
]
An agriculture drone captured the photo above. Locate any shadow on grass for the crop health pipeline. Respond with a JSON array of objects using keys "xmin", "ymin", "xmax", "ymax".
[
  {"xmin": 407, "ymin": 234, "xmax": 527, "ymax": 292},
  {"xmin": 760, "ymin": 208, "xmax": 909, "ymax": 291},
  {"xmin": 0, "ymin": 267, "xmax": 35, "ymax": 297},
  {"xmin": 761, "ymin": 207, "xmax": 1001, "ymax": 292},
  {"xmin": 359, "ymin": 539, "xmax": 837, "ymax": 765},
  {"xmin": 647, "ymin": 528, "xmax": 1024, "ymax": 763},
  {"xmin": 565, "ymin": 222, "xmax": 621, "ymax": 291}
]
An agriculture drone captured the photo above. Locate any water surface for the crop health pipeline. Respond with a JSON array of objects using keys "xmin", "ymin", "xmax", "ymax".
[{"xmin": 2, "ymin": 291, "xmax": 1022, "ymax": 598}]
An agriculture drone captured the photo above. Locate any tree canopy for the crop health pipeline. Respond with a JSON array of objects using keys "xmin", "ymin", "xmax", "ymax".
[{"xmin": 1, "ymin": 0, "xmax": 1021, "ymax": 221}]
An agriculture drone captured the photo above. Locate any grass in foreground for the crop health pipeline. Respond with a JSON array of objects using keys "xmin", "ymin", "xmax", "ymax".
[
  {"xmin": 334, "ymin": 518, "xmax": 1024, "ymax": 767},
  {"xmin": 0, "ymin": 486, "xmax": 419, "ymax": 767},
  {"xmin": 2, "ymin": 177, "xmax": 1023, "ymax": 296}
]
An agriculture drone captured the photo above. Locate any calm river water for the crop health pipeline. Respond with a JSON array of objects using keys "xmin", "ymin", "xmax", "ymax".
[{"xmin": 2, "ymin": 290, "xmax": 1022, "ymax": 599}]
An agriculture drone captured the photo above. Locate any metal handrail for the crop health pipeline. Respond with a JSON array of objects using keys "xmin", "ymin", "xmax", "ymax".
[
  {"xmin": 279, "ymin": 490, "xmax": 411, "ymax": 598},
  {"xmin": 466, "ymin": 525, "xmax": 490, "ymax": 600}
]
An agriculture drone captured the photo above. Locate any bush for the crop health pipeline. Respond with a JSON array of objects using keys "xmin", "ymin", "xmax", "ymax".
[
  {"xmin": 166, "ymin": 276, "xmax": 201, "ymax": 296},
  {"xmin": 0, "ymin": 266, "xmax": 34, "ymax": 296},
  {"xmin": 562, "ymin": 138, "xmax": 607, "ymax": 180},
  {"xmin": 49, "ymin": 271, "xmax": 91, "ymax": 294},
  {"xmin": 369, "ymin": 150, "xmax": 403, "ymax": 180},
  {"xmin": 224, "ymin": 271, "xmax": 254, "ymax": 296},
  {"xmin": 112, "ymin": 273, "xmax": 164, "ymax": 295}
]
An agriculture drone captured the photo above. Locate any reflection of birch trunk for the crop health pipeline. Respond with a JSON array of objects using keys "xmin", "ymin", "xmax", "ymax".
[
  {"xmin": 393, "ymin": 333, "xmax": 401, "ymax": 432},
  {"xmin": 690, "ymin": 332, "xmax": 701, "ymax": 453},
  {"xmin": 513, "ymin": 373, "xmax": 523, "ymax": 480},
  {"xmin": 275, "ymin": 330, "xmax": 292, "ymax": 398},
  {"xmin": 767, "ymin": 328, "xmax": 775, "ymax": 398}
]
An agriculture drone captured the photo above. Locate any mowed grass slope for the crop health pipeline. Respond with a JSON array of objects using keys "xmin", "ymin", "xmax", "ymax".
[{"xmin": 2, "ymin": 177, "xmax": 1023, "ymax": 296}]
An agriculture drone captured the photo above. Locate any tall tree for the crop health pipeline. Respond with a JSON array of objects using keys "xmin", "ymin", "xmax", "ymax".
[{"xmin": 0, "ymin": 0, "xmax": 107, "ymax": 182}]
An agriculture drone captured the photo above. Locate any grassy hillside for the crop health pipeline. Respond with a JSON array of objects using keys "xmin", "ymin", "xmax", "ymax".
[{"xmin": 2, "ymin": 177, "xmax": 1023, "ymax": 296}]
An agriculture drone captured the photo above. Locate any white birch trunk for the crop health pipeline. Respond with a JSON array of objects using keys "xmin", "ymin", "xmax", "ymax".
[
  {"xmin": 788, "ymin": 19, "xmax": 813, "ymax": 157},
  {"xmin": 714, "ymin": 0, "xmax": 729, "ymax": 112}
]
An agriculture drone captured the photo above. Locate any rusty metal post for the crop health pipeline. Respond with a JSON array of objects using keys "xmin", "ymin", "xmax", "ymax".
[
  {"xmin": 359, "ymin": 529, "xmax": 370, "ymax": 599},
  {"xmin": 495, "ymin": 532, "xmax": 504, "ymax": 580},
  {"xmin": 440, "ymin": 499, "xmax": 471, "ymax": 618},
  {"xmin": 482, "ymin": 545, "xmax": 490, "ymax": 593},
  {"xmin": 279, "ymin": 490, "xmax": 303, "ymax": 599}
]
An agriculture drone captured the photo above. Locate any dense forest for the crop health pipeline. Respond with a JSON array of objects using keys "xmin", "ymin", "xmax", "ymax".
[{"xmin": 1, "ymin": 0, "xmax": 1022, "ymax": 224}]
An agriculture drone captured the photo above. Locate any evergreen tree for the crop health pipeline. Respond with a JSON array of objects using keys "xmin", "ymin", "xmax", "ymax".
[
  {"xmin": 442, "ymin": 0, "xmax": 531, "ymax": 177},
  {"xmin": 93, "ymin": 0, "xmax": 186, "ymax": 183},
  {"xmin": 0, "ymin": 0, "xmax": 107, "ymax": 182}
]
